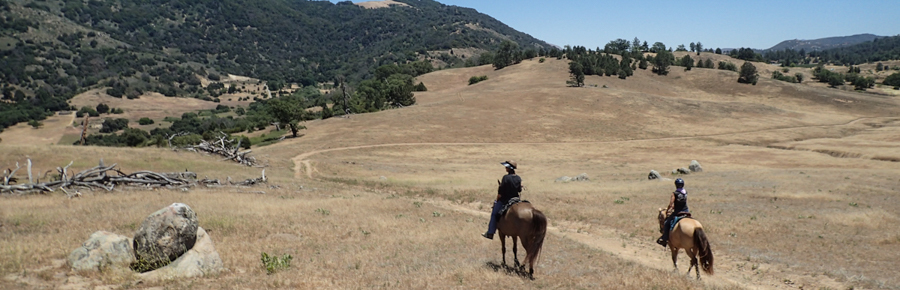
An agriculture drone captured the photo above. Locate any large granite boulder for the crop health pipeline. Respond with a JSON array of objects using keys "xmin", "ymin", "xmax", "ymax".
[
  {"xmin": 132, "ymin": 203, "xmax": 198, "ymax": 272},
  {"xmin": 648, "ymin": 170, "xmax": 661, "ymax": 180},
  {"xmin": 689, "ymin": 160, "xmax": 703, "ymax": 172},
  {"xmin": 139, "ymin": 227, "xmax": 225, "ymax": 281},
  {"xmin": 68, "ymin": 231, "xmax": 135, "ymax": 272}
]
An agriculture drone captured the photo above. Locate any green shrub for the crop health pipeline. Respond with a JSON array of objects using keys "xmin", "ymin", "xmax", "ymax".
[
  {"xmin": 468, "ymin": 75, "xmax": 488, "ymax": 85},
  {"xmin": 539, "ymin": 58, "xmax": 545, "ymax": 63},
  {"xmin": 261, "ymin": 252, "xmax": 292, "ymax": 274},
  {"xmin": 138, "ymin": 117, "xmax": 154, "ymax": 125},
  {"xmin": 717, "ymin": 61, "xmax": 737, "ymax": 72}
]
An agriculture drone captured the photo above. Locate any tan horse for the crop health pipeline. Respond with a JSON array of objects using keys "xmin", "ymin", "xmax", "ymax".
[
  {"xmin": 496, "ymin": 202, "xmax": 547, "ymax": 278},
  {"xmin": 657, "ymin": 208, "xmax": 714, "ymax": 279}
]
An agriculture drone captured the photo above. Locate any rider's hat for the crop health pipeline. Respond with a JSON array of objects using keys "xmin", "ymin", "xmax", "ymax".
[{"xmin": 501, "ymin": 160, "xmax": 517, "ymax": 170}]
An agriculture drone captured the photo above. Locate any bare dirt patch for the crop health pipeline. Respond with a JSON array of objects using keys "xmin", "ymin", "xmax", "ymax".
[{"xmin": 355, "ymin": 0, "xmax": 410, "ymax": 9}]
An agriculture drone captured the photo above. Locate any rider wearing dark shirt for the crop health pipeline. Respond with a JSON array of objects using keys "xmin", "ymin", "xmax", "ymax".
[
  {"xmin": 482, "ymin": 160, "xmax": 522, "ymax": 240},
  {"xmin": 657, "ymin": 178, "xmax": 689, "ymax": 247}
]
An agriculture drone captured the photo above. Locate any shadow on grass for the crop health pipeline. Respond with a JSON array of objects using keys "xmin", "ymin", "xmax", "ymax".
[{"xmin": 485, "ymin": 261, "xmax": 533, "ymax": 280}]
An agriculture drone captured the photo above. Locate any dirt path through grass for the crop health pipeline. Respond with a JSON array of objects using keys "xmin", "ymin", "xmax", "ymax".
[
  {"xmin": 424, "ymin": 199, "xmax": 845, "ymax": 290},
  {"xmin": 287, "ymin": 118, "xmax": 883, "ymax": 289}
]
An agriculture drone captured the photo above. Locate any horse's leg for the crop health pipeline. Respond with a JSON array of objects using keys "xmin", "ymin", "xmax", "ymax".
[
  {"xmin": 689, "ymin": 247, "xmax": 700, "ymax": 280},
  {"xmin": 670, "ymin": 247, "xmax": 679, "ymax": 272},
  {"xmin": 500, "ymin": 233, "xmax": 507, "ymax": 266},
  {"xmin": 512, "ymin": 236, "xmax": 520, "ymax": 269}
]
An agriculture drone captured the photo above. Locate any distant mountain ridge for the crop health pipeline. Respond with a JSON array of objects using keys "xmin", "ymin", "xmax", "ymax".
[{"xmin": 767, "ymin": 34, "xmax": 883, "ymax": 51}]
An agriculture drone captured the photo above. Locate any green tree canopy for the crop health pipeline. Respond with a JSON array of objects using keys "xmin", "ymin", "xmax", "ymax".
[
  {"xmin": 384, "ymin": 74, "xmax": 416, "ymax": 108},
  {"xmin": 738, "ymin": 62, "xmax": 759, "ymax": 85},
  {"xmin": 267, "ymin": 95, "xmax": 308, "ymax": 138},
  {"xmin": 884, "ymin": 72, "xmax": 900, "ymax": 88},
  {"xmin": 652, "ymin": 50, "xmax": 674, "ymax": 75},
  {"xmin": 680, "ymin": 55, "xmax": 694, "ymax": 71}
]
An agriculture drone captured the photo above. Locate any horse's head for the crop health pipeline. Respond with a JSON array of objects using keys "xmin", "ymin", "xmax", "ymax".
[{"xmin": 657, "ymin": 208, "xmax": 666, "ymax": 231}]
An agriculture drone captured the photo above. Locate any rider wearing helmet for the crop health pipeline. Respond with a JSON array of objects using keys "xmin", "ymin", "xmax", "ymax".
[
  {"xmin": 482, "ymin": 160, "xmax": 522, "ymax": 240},
  {"xmin": 657, "ymin": 178, "xmax": 689, "ymax": 247}
]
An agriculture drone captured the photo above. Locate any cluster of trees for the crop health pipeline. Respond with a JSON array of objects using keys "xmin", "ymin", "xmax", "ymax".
[
  {"xmin": 772, "ymin": 69, "xmax": 804, "ymax": 83},
  {"xmin": 717, "ymin": 61, "xmax": 738, "ymax": 72},
  {"xmin": 565, "ymin": 43, "xmax": 643, "ymax": 86},
  {"xmin": 884, "ymin": 72, "xmax": 900, "ymax": 89},
  {"xmin": 336, "ymin": 61, "xmax": 429, "ymax": 115},
  {"xmin": 810, "ymin": 65, "xmax": 876, "ymax": 90},
  {"xmin": 762, "ymin": 35, "xmax": 900, "ymax": 66}
]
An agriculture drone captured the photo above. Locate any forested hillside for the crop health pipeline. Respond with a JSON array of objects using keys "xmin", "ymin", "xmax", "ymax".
[
  {"xmin": 0, "ymin": 0, "xmax": 550, "ymax": 132},
  {"xmin": 767, "ymin": 34, "xmax": 882, "ymax": 52}
]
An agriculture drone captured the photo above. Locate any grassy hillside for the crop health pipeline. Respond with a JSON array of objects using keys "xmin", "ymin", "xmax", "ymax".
[
  {"xmin": 0, "ymin": 0, "xmax": 551, "ymax": 132},
  {"xmin": 3, "ymin": 45, "xmax": 900, "ymax": 289}
]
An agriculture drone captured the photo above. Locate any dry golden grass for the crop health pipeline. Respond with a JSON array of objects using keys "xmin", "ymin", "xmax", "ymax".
[
  {"xmin": 0, "ymin": 112, "xmax": 78, "ymax": 146},
  {"xmin": 4, "ymin": 55, "xmax": 900, "ymax": 289}
]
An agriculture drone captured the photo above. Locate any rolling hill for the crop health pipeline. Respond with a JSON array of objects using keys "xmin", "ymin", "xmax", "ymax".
[
  {"xmin": 0, "ymin": 0, "xmax": 551, "ymax": 132},
  {"xmin": 767, "ymin": 33, "xmax": 883, "ymax": 51},
  {"xmin": 3, "ymin": 50, "xmax": 900, "ymax": 289}
]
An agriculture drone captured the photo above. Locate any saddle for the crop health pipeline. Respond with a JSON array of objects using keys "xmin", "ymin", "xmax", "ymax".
[
  {"xmin": 669, "ymin": 212, "xmax": 693, "ymax": 232},
  {"xmin": 499, "ymin": 197, "xmax": 528, "ymax": 216}
]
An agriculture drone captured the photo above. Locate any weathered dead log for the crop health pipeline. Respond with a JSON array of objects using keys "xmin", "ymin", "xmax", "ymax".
[
  {"xmin": 1, "ymin": 160, "xmax": 194, "ymax": 194},
  {"xmin": 2, "ymin": 159, "xmax": 270, "ymax": 195},
  {"xmin": 186, "ymin": 132, "xmax": 258, "ymax": 166},
  {"xmin": 231, "ymin": 169, "xmax": 267, "ymax": 186}
]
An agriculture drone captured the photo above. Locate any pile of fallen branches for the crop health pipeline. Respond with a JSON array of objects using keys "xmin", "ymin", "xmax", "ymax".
[
  {"xmin": 1, "ymin": 159, "xmax": 195, "ymax": 195},
  {"xmin": 185, "ymin": 133, "xmax": 257, "ymax": 166}
]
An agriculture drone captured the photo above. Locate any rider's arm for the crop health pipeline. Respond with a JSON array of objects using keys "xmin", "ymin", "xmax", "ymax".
[{"xmin": 666, "ymin": 193, "xmax": 675, "ymax": 215}]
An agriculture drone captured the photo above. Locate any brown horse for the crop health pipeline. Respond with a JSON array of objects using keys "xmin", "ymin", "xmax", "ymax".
[
  {"xmin": 496, "ymin": 202, "xmax": 547, "ymax": 278},
  {"xmin": 657, "ymin": 208, "xmax": 714, "ymax": 279}
]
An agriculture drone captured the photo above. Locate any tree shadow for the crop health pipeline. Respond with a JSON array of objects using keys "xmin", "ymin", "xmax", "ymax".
[{"xmin": 484, "ymin": 261, "xmax": 532, "ymax": 280}]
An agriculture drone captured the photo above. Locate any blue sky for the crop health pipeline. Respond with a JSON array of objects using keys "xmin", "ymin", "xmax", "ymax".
[{"xmin": 338, "ymin": 0, "xmax": 900, "ymax": 50}]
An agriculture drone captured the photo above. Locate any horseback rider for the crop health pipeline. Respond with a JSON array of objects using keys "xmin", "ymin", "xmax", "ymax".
[
  {"xmin": 657, "ymin": 178, "xmax": 690, "ymax": 247},
  {"xmin": 482, "ymin": 160, "xmax": 522, "ymax": 240}
]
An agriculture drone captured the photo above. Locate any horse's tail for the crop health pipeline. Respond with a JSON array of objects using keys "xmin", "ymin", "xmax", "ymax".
[
  {"xmin": 694, "ymin": 227, "xmax": 714, "ymax": 275},
  {"xmin": 526, "ymin": 208, "xmax": 547, "ymax": 269}
]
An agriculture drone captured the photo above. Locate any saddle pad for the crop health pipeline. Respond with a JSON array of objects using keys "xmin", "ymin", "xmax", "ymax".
[
  {"xmin": 669, "ymin": 216, "xmax": 684, "ymax": 232},
  {"xmin": 499, "ymin": 197, "xmax": 529, "ymax": 216}
]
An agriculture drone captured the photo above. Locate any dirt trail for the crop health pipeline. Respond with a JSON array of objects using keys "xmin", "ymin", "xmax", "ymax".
[
  {"xmin": 424, "ymin": 199, "xmax": 845, "ymax": 290},
  {"xmin": 286, "ymin": 118, "xmax": 883, "ymax": 289}
]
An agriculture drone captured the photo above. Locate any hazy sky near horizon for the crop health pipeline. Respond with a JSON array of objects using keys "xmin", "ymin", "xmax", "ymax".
[{"xmin": 340, "ymin": 0, "xmax": 900, "ymax": 50}]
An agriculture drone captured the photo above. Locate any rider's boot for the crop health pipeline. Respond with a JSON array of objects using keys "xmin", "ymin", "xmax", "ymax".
[{"xmin": 482, "ymin": 201, "xmax": 501, "ymax": 240}]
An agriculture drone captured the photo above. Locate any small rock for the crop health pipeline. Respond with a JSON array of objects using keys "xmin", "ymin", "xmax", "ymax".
[
  {"xmin": 555, "ymin": 176, "xmax": 572, "ymax": 183},
  {"xmin": 572, "ymin": 173, "xmax": 589, "ymax": 182},
  {"xmin": 689, "ymin": 160, "xmax": 703, "ymax": 172},
  {"xmin": 673, "ymin": 168, "xmax": 691, "ymax": 175},
  {"xmin": 133, "ymin": 203, "xmax": 199, "ymax": 272},
  {"xmin": 68, "ymin": 231, "xmax": 135, "ymax": 272},
  {"xmin": 648, "ymin": 170, "xmax": 661, "ymax": 180}
]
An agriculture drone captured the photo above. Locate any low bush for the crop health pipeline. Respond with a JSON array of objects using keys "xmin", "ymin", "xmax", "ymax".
[{"xmin": 468, "ymin": 75, "xmax": 488, "ymax": 85}]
